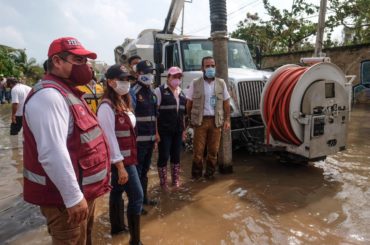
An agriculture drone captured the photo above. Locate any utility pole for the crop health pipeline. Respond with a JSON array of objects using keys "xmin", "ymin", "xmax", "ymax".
[
  {"xmin": 314, "ymin": 0, "xmax": 328, "ymax": 57},
  {"xmin": 209, "ymin": 0, "xmax": 233, "ymax": 174}
]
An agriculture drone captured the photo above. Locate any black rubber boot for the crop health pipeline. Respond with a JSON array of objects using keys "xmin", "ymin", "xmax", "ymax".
[
  {"xmin": 204, "ymin": 161, "xmax": 216, "ymax": 180},
  {"xmin": 128, "ymin": 213, "xmax": 143, "ymax": 245},
  {"xmin": 109, "ymin": 197, "xmax": 129, "ymax": 235},
  {"xmin": 142, "ymin": 178, "xmax": 157, "ymax": 206},
  {"xmin": 191, "ymin": 162, "xmax": 203, "ymax": 180}
]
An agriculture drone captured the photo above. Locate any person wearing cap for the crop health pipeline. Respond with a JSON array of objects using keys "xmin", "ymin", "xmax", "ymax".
[
  {"xmin": 77, "ymin": 65, "xmax": 104, "ymax": 114},
  {"xmin": 127, "ymin": 55, "xmax": 142, "ymax": 83},
  {"xmin": 130, "ymin": 60, "xmax": 158, "ymax": 212},
  {"xmin": 97, "ymin": 64, "xmax": 144, "ymax": 243},
  {"xmin": 22, "ymin": 37, "xmax": 111, "ymax": 244},
  {"xmin": 154, "ymin": 66, "xmax": 186, "ymax": 190},
  {"xmin": 6, "ymin": 77, "xmax": 31, "ymax": 135},
  {"xmin": 186, "ymin": 56, "xmax": 231, "ymax": 180}
]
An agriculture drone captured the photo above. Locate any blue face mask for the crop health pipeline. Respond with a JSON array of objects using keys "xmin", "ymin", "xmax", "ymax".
[{"xmin": 205, "ymin": 67, "xmax": 216, "ymax": 78}]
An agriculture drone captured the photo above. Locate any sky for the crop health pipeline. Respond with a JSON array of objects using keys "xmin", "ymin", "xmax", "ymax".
[{"xmin": 0, "ymin": 0, "xmax": 322, "ymax": 66}]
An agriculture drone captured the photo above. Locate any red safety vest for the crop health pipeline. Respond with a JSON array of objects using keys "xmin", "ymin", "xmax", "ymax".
[
  {"xmin": 23, "ymin": 75, "xmax": 111, "ymax": 206},
  {"xmin": 99, "ymin": 99, "xmax": 137, "ymax": 166}
]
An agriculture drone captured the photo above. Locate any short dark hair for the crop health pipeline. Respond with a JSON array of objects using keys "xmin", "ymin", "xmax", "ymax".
[
  {"xmin": 43, "ymin": 60, "xmax": 48, "ymax": 73},
  {"xmin": 6, "ymin": 77, "xmax": 19, "ymax": 85},
  {"xmin": 128, "ymin": 55, "xmax": 141, "ymax": 65},
  {"xmin": 201, "ymin": 56, "xmax": 215, "ymax": 67},
  {"xmin": 47, "ymin": 51, "xmax": 70, "ymax": 72}
]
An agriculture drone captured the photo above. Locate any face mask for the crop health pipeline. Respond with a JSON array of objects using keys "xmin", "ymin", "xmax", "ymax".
[
  {"xmin": 205, "ymin": 67, "xmax": 216, "ymax": 79},
  {"xmin": 69, "ymin": 63, "xmax": 92, "ymax": 85},
  {"xmin": 132, "ymin": 64, "xmax": 137, "ymax": 72},
  {"xmin": 113, "ymin": 80, "xmax": 130, "ymax": 95},
  {"xmin": 139, "ymin": 74, "xmax": 154, "ymax": 85},
  {"xmin": 169, "ymin": 78, "xmax": 181, "ymax": 88}
]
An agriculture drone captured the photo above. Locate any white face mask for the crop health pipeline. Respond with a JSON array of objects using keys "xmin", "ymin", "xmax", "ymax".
[
  {"xmin": 132, "ymin": 64, "xmax": 137, "ymax": 72},
  {"xmin": 113, "ymin": 80, "xmax": 130, "ymax": 95},
  {"xmin": 139, "ymin": 74, "xmax": 154, "ymax": 85}
]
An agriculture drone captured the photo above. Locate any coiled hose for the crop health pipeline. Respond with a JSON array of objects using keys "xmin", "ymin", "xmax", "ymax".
[{"xmin": 263, "ymin": 66, "xmax": 308, "ymax": 146}]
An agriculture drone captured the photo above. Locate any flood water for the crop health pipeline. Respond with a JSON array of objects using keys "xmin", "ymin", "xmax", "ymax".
[{"xmin": 1, "ymin": 103, "xmax": 370, "ymax": 245}]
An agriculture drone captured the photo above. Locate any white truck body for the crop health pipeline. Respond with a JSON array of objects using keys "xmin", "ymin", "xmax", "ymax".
[
  {"xmin": 114, "ymin": 29, "xmax": 270, "ymax": 148},
  {"xmin": 113, "ymin": 0, "xmax": 350, "ymax": 162}
]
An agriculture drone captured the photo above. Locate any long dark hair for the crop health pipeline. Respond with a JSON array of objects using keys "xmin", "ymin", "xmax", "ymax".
[{"xmin": 103, "ymin": 80, "xmax": 132, "ymax": 112}]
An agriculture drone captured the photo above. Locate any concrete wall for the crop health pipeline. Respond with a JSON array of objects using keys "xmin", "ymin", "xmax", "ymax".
[{"xmin": 261, "ymin": 43, "xmax": 370, "ymax": 86}]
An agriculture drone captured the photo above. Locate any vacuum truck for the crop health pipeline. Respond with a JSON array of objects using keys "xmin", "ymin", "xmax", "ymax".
[{"xmin": 113, "ymin": 0, "xmax": 352, "ymax": 163}]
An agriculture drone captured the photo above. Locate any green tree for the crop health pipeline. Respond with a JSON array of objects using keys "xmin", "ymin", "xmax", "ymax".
[
  {"xmin": 0, "ymin": 45, "xmax": 18, "ymax": 77},
  {"xmin": 0, "ymin": 45, "xmax": 43, "ymax": 84},
  {"xmin": 328, "ymin": 0, "xmax": 370, "ymax": 45},
  {"xmin": 231, "ymin": 0, "xmax": 319, "ymax": 55},
  {"xmin": 232, "ymin": 0, "xmax": 370, "ymax": 55}
]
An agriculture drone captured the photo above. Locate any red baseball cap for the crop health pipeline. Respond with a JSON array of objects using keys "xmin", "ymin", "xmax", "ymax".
[{"xmin": 47, "ymin": 37, "xmax": 97, "ymax": 59}]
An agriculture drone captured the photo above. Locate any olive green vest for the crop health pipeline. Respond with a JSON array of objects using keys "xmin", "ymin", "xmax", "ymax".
[{"xmin": 190, "ymin": 77, "xmax": 225, "ymax": 128}]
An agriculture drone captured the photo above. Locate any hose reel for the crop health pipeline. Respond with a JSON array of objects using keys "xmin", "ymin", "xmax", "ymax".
[{"xmin": 260, "ymin": 62, "xmax": 350, "ymax": 160}]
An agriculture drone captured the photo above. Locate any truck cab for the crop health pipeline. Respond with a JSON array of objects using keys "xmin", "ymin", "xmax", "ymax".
[{"xmin": 160, "ymin": 36, "xmax": 271, "ymax": 148}]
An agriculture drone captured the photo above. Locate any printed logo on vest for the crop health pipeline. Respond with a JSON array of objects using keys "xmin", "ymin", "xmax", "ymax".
[
  {"xmin": 119, "ymin": 117, "xmax": 125, "ymax": 124},
  {"xmin": 78, "ymin": 105, "xmax": 86, "ymax": 116}
]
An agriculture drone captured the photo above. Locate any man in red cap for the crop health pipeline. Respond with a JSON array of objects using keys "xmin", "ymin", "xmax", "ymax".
[{"xmin": 22, "ymin": 37, "xmax": 111, "ymax": 244}]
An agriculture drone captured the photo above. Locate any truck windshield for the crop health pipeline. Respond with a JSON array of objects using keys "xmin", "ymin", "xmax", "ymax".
[{"xmin": 181, "ymin": 40, "xmax": 256, "ymax": 71}]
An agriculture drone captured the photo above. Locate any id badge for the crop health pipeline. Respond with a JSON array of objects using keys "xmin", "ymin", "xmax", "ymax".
[{"xmin": 210, "ymin": 95, "xmax": 216, "ymax": 108}]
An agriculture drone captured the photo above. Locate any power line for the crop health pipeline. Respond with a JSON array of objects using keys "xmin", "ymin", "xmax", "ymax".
[
  {"xmin": 187, "ymin": 0, "xmax": 262, "ymax": 35},
  {"xmin": 228, "ymin": 0, "xmax": 260, "ymax": 17}
]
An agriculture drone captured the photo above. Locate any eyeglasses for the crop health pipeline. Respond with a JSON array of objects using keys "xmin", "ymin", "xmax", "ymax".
[{"xmin": 58, "ymin": 54, "xmax": 87, "ymax": 65}]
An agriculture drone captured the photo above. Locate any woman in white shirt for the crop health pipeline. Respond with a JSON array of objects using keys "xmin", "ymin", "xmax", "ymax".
[{"xmin": 97, "ymin": 64, "xmax": 143, "ymax": 244}]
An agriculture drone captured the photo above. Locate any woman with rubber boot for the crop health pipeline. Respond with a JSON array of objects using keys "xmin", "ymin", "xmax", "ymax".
[
  {"xmin": 97, "ymin": 64, "xmax": 144, "ymax": 244},
  {"xmin": 154, "ymin": 66, "xmax": 187, "ymax": 190}
]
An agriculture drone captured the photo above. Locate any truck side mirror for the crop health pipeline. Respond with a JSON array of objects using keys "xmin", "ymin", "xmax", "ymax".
[
  {"xmin": 154, "ymin": 41, "xmax": 163, "ymax": 64},
  {"xmin": 154, "ymin": 63, "xmax": 165, "ymax": 88},
  {"xmin": 157, "ymin": 63, "xmax": 165, "ymax": 74},
  {"xmin": 255, "ymin": 46, "xmax": 262, "ymax": 70}
]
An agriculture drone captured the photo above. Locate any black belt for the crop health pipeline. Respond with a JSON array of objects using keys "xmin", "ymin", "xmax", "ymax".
[{"xmin": 203, "ymin": 116, "xmax": 215, "ymax": 118}]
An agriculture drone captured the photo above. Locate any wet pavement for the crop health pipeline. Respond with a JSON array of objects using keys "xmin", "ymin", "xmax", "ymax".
[{"xmin": 1, "ymin": 103, "xmax": 370, "ymax": 245}]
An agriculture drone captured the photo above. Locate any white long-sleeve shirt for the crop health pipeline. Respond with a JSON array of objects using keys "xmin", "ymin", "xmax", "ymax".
[
  {"xmin": 24, "ymin": 88, "xmax": 83, "ymax": 208},
  {"xmin": 97, "ymin": 103, "xmax": 136, "ymax": 164}
]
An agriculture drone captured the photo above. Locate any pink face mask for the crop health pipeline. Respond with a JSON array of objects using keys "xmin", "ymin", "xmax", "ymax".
[{"xmin": 169, "ymin": 78, "xmax": 181, "ymax": 88}]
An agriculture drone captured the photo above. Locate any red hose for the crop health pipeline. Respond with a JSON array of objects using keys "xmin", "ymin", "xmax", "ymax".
[{"xmin": 263, "ymin": 66, "xmax": 307, "ymax": 146}]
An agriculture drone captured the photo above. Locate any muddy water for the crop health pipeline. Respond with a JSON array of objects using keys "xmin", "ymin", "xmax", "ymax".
[{"xmin": 1, "ymin": 104, "xmax": 370, "ymax": 245}]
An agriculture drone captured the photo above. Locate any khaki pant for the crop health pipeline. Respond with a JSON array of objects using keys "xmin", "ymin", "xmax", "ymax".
[
  {"xmin": 40, "ymin": 200, "xmax": 96, "ymax": 245},
  {"xmin": 192, "ymin": 117, "xmax": 222, "ymax": 178}
]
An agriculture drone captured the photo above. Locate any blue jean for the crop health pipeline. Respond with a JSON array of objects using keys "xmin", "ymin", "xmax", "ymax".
[
  {"xmin": 136, "ymin": 142, "xmax": 155, "ymax": 202},
  {"xmin": 157, "ymin": 131, "xmax": 183, "ymax": 168},
  {"xmin": 136, "ymin": 142, "xmax": 155, "ymax": 185},
  {"xmin": 110, "ymin": 164, "xmax": 143, "ymax": 215}
]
